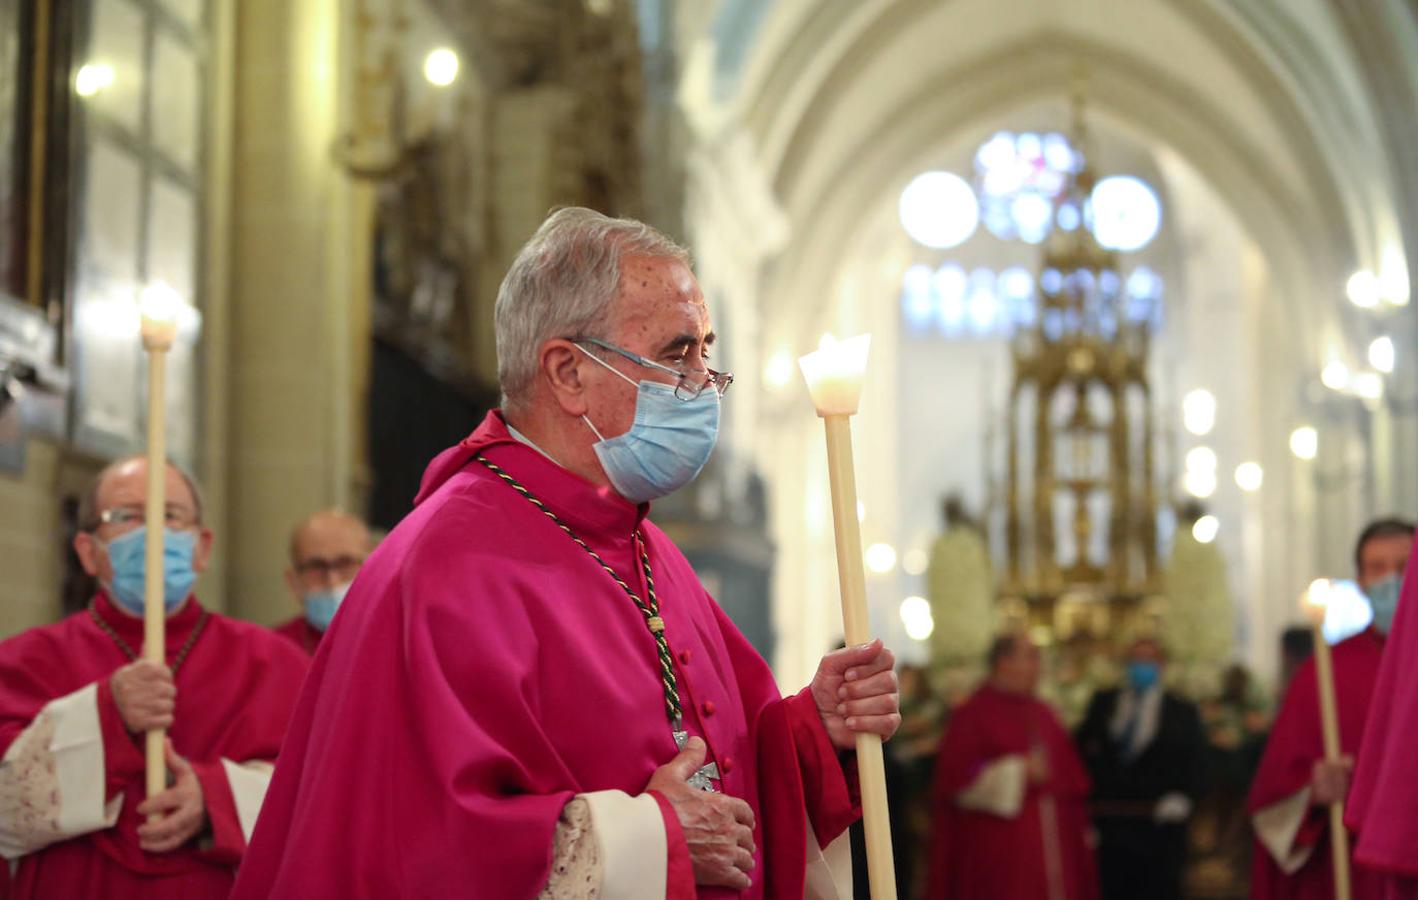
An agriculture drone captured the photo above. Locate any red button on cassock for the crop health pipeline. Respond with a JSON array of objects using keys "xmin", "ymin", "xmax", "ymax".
[
  {"xmin": 702, "ymin": 700, "xmax": 716, "ymax": 717},
  {"xmin": 679, "ymin": 648, "xmax": 692, "ymax": 665},
  {"xmin": 721, "ymin": 756, "xmax": 734, "ymax": 774}
]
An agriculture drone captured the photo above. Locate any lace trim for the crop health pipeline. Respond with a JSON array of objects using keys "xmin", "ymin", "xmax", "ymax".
[
  {"xmin": 539, "ymin": 797, "xmax": 602, "ymax": 899},
  {"xmin": 0, "ymin": 715, "xmax": 64, "ymax": 855}
]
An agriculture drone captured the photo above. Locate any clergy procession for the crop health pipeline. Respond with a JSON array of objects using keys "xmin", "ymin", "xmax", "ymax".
[
  {"xmin": 4, "ymin": 1, "xmax": 1418, "ymax": 899},
  {"xmin": 1, "ymin": 205, "xmax": 1416, "ymax": 899}
]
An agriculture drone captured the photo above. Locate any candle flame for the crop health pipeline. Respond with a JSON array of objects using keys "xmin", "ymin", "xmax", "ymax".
[
  {"xmin": 799, "ymin": 333, "xmax": 871, "ymax": 417},
  {"xmin": 139, "ymin": 282, "xmax": 182, "ymax": 323},
  {"xmin": 138, "ymin": 282, "xmax": 182, "ymax": 350},
  {"xmin": 1301, "ymin": 578, "xmax": 1332, "ymax": 626}
]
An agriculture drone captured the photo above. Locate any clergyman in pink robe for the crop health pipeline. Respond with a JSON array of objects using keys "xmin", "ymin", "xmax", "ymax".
[
  {"xmin": 234, "ymin": 208, "xmax": 896, "ymax": 898},
  {"xmin": 233, "ymin": 414, "xmax": 861, "ymax": 898}
]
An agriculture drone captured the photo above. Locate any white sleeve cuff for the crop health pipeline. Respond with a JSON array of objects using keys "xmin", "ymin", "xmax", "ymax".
[
  {"xmin": 579, "ymin": 790, "xmax": 667, "ymax": 900},
  {"xmin": 955, "ymin": 754, "xmax": 1027, "ymax": 818},
  {"xmin": 804, "ymin": 819, "xmax": 853, "ymax": 900},
  {"xmin": 0, "ymin": 683, "xmax": 121, "ymax": 859},
  {"xmin": 1252, "ymin": 787, "xmax": 1315, "ymax": 875},
  {"xmin": 220, "ymin": 759, "xmax": 275, "ymax": 843}
]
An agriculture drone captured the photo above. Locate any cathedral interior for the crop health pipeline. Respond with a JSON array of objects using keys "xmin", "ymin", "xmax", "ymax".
[{"xmin": 1, "ymin": 1, "xmax": 1416, "ymax": 894}]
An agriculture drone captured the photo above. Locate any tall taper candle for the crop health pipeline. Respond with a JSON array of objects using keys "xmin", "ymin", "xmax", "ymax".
[
  {"xmin": 1302, "ymin": 579, "xmax": 1352, "ymax": 900},
  {"xmin": 800, "ymin": 334, "xmax": 897, "ymax": 900},
  {"xmin": 139, "ymin": 283, "xmax": 179, "ymax": 812}
]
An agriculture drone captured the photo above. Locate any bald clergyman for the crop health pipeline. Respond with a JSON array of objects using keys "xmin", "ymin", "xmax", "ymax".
[
  {"xmin": 232, "ymin": 207, "xmax": 901, "ymax": 899},
  {"xmin": 273, "ymin": 510, "xmax": 373, "ymax": 655},
  {"xmin": 0, "ymin": 457, "xmax": 310, "ymax": 898}
]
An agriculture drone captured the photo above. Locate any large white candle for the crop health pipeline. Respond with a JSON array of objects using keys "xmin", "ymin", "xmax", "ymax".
[
  {"xmin": 798, "ymin": 332, "xmax": 897, "ymax": 900},
  {"xmin": 138, "ymin": 281, "xmax": 179, "ymax": 812},
  {"xmin": 798, "ymin": 333, "xmax": 871, "ymax": 417}
]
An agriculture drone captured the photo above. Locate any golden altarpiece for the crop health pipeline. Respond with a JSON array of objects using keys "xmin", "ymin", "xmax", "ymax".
[{"xmin": 998, "ymin": 101, "xmax": 1165, "ymax": 647}]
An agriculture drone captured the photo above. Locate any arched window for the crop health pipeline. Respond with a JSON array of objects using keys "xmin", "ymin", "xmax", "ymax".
[
  {"xmin": 898, "ymin": 133, "xmax": 1165, "ymax": 340},
  {"xmin": 975, "ymin": 131, "xmax": 1075, "ymax": 244}
]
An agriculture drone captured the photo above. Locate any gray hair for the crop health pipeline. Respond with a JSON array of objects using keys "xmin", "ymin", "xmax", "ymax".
[
  {"xmin": 78, "ymin": 455, "xmax": 205, "ymax": 532},
  {"xmin": 494, "ymin": 207, "xmax": 690, "ymax": 409}
]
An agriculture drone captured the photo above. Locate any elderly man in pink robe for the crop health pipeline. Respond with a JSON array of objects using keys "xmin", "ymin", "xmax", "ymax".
[{"xmin": 232, "ymin": 207, "xmax": 901, "ymax": 899}]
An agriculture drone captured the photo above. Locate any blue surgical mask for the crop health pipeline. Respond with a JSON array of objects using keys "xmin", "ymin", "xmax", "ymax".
[
  {"xmin": 304, "ymin": 581, "xmax": 351, "ymax": 632},
  {"xmin": 579, "ymin": 348, "xmax": 720, "ymax": 503},
  {"xmin": 1126, "ymin": 660, "xmax": 1160, "ymax": 692},
  {"xmin": 1367, "ymin": 575, "xmax": 1403, "ymax": 634},
  {"xmin": 101, "ymin": 527, "xmax": 199, "ymax": 617}
]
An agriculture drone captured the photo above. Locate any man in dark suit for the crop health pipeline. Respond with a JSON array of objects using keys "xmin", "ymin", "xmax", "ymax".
[{"xmin": 1076, "ymin": 637, "xmax": 1207, "ymax": 900}]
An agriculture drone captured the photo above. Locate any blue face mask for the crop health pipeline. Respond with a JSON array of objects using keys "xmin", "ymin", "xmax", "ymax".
[
  {"xmin": 1126, "ymin": 660, "xmax": 1160, "ymax": 692},
  {"xmin": 304, "ymin": 581, "xmax": 351, "ymax": 632},
  {"xmin": 1367, "ymin": 576, "xmax": 1403, "ymax": 634},
  {"xmin": 101, "ymin": 527, "xmax": 199, "ymax": 617},
  {"xmin": 579, "ymin": 349, "xmax": 720, "ymax": 504}
]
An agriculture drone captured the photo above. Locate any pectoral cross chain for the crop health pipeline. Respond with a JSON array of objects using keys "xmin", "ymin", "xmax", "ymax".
[
  {"xmin": 470, "ymin": 457, "xmax": 719, "ymax": 791},
  {"xmin": 674, "ymin": 724, "xmax": 721, "ymax": 792}
]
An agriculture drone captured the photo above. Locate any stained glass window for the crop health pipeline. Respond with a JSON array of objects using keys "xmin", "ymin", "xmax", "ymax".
[
  {"xmin": 974, "ymin": 131, "xmax": 1076, "ymax": 244},
  {"xmin": 899, "ymin": 132, "xmax": 1164, "ymax": 340}
]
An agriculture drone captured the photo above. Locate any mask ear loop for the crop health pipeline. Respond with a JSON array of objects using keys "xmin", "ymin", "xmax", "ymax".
[
  {"xmin": 92, "ymin": 535, "xmax": 115, "ymax": 596},
  {"xmin": 575, "ymin": 343, "xmax": 638, "ymax": 442},
  {"xmin": 575, "ymin": 343, "xmax": 640, "ymax": 387},
  {"xmin": 582, "ymin": 414, "xmax": 606, "ymax": 442}
]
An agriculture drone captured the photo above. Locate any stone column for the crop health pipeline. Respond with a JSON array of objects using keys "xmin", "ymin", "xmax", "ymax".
[
  {"xmin": 225, "ymin": 0, "xmax": 356, "ymax": 624},
  {"xmin": 0, "ymin": 442, "xmax": 62, "ymax": 635}
]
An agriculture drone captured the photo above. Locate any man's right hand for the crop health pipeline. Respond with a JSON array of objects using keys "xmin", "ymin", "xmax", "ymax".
[
  {"xmin": 110, "ymin": 660, "xmax": 176, "ymax": 733},
  {"xmin": 1311, "ymin": 756, "xmax": 1353, "ymax": 806},
  {"xmin": 646, "ymin": 737, "xmax": 756, "ymax": 891}
]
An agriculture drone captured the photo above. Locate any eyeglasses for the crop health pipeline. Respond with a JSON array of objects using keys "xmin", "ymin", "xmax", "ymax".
[
  {"xmin": 96, "ymin": 506, "xmax": 199, "ymax": 531},
  {"xmin": 575, "ymin": 337, "xmax": 734, "ymax": 402},
  {"xmin": 293, "ymin": 555, "xmax": 364, "ymax": 583}
]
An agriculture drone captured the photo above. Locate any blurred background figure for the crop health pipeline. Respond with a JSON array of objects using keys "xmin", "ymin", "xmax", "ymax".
[
  {"xmin": 1347, "ymin": 529, "xmax": 1418, "ymax": 900},
  {"xmin": 1188, "ymin": 664, "xmax": 1270, "ymax": 898},
  {"xmin": 1276, "ymin": 630, "xmax": 1316, "ymax": 697},
  {"xmin": 274, "ymin": 510, "xmax": 373, "ymax": 655},
  {"xmin": 926, "ymin": 633, "xmax": 1097, "ymax": 900},
  {"xmin": 886, "ymin": 663, "xmax": 948, "ymax": 897},
  {"xmin": 1247, "ymin": 518, "xmax": 1413, "ymax": 900},
  {"xmin": 1077, "ymin": 637, "xmax": 1206, "ymax": 900}
]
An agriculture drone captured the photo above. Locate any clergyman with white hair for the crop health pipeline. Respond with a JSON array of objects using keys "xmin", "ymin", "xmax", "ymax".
[{"xmin": 232, "ymin": 207, "xmax": 901, "ymax": 899}]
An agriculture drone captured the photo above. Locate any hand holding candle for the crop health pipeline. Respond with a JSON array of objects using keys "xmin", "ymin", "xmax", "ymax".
[
  {"xmin": 799, "ymin": 333, "xmax": 898, "ymax": 900},
  {"xmin": 138, "ymin": 283, "xmax": 180, "ymax": 812},
  {"xmin": 1300, "ymin": 578, "xmax": 1352, "ymax": 900}
]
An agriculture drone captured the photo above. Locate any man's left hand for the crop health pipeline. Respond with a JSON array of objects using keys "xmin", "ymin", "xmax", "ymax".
[
  {"xmin": 136, "ymin": 739, "xmax": 207, "ymax": 853},
  {"xmin": 810, "ymin": 639, "xmax": 900, "ymax": 750}
]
